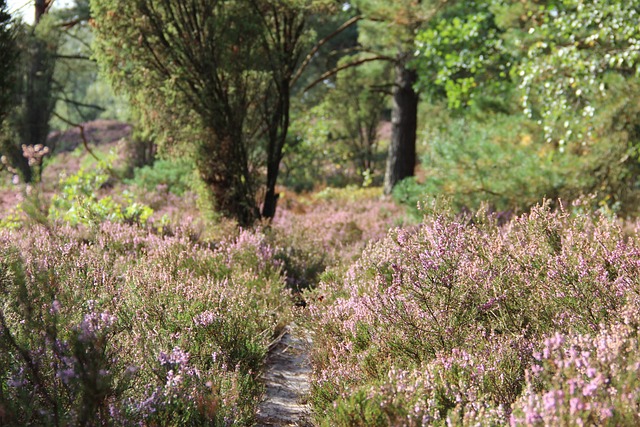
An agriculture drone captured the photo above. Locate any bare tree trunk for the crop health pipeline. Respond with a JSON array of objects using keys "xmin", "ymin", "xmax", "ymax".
[
  {"xmin": 16, "ymin": 0, "xmax": 55, "ymax": 183},
  {"xmin": 262, "ymin": 77, "xmax": 290, "ymax": 220},
  {"xmin": 383, "ymin": 60, "xmax": 418, "ymax": 195},
  {"xmin": 34, "ymin": 0, "xmax": 49, "ymax": 23}
]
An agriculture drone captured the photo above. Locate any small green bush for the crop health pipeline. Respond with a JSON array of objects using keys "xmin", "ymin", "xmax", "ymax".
[
  {"xmin": 129, "ymin": 158, "xmax": 195, "ymax": 196},
  {"xmin": 395, "ymin": 112, "xmax": 567, "ymax": 217},
  {"xmin": 49, "ymin": 162, "xmax": 153, "ymax": 226}
]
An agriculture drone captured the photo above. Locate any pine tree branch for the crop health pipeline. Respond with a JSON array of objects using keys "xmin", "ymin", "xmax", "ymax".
[
  {"xmin": 54, "ymin": 96, "xmax": 106, "ymax": 111},
  {"xmin": 303, "ymin": 55, "xmax": 395, "ymax": 92},
  {"xmin": 291, "ymin": 15, "xmax": 362, "ymax": 87}
]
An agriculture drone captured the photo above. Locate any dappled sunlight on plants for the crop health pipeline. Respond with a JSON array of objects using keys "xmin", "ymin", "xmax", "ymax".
[
  {"xmin": 0, "ymin": 222, "xmax": 291, "ymax": 425},
  {"xmin": 310, "ymin": 202, "xmax": 640, "ymax": 426}
]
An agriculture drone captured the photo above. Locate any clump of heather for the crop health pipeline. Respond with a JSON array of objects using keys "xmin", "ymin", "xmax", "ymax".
[
  {"xmin": 311, "ymin": 202, "xmax": 640, "ymax": 425},
  {"xmin": 270, "ymin": 187, "xmax": 407, "ymax": 289},
  {"xmin": 510, "ymin": 305, "xmax": 640, "ymax": 426},
  {"xmin": 0, "ymin": 223, "xmax": 290, "ymax": 425}
]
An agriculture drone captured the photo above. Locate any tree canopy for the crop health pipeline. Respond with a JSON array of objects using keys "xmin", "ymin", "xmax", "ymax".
[
  {"xmin": 404, "ymin": 0, "xmax": 640, "ymax": 214},
  {"xmin": 91, "ymin": 0, "xmax": 340, "ymax": 225}
]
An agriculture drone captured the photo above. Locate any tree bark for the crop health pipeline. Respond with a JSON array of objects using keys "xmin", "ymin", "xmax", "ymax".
[
  {"xmin": 34, "ymin": 0, "xmax": 54, "ymax": 24},
  {"xmin": 383, "ymin": 60, "xmax": 418, "ymax": 195},
  {"xmin": 198, "ymin": 130, "xmax": 259, "ymax": 227},
  {"xmin": 15, "ymin": 0, "xmax": 55, "ymax": 183},
  {"xmin": 261, "ymin": 81, "xmax": 289, "ymax": 220}
]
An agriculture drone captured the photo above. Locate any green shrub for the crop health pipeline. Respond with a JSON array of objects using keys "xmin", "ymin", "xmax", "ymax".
[
  {"xmin": 395, "ymin": 112, "xmax": 568, "ymax": 216},
  {"xmin": 49, "ymin": 162, "xmax": 153, "ymax": 226},
  {"xmin": 128, "ymin": 158, "xmax": 195, "ymax": 196}
]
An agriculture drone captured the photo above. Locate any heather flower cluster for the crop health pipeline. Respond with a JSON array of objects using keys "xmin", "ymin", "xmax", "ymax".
[
  {"xmin": 270, "ymin": 187, "xmax": 406, "ymax": 289},
  {"xmin": 310, "ymin": 203, "xmax": 640, "ymax": 425},
  {"xmin": 0, "ymin": 221, "xmax": 290, "ymax": 425}
]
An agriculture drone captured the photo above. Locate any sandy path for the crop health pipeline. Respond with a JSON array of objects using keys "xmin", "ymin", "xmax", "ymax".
[{"xmin": 255, "ymin": 324, "xmax": 313, "ymax": 426}]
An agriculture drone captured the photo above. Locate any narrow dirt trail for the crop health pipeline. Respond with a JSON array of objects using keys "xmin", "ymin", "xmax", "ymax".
[{"xmin": 255, "ymin": 324, "xmax": 313, "ymax": 426}]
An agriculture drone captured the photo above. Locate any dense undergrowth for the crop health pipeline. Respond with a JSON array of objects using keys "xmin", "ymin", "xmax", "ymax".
[
  {"xmin": 309, "ymin": 201, "xmax": 640, "ymax": 426},
  {"xmin": 0, "ymin": 222, "xmax": 289, "ymax": 426},
  {"xmin": 0, "ymin": 175, "xmax": 406, "ymax": 425},
  {"xmin": 3, "ymin": 147, "xmax": 640, "ymax": 426}
]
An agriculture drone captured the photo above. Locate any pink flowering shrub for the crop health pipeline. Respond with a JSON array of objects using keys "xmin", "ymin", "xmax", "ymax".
[
  {"xmin": 510, "ymin": 304, "xmax": 640, "ymax": 426},
  {"xmin": 270, "ymin": 187, "xmax": 407, "ymax": 290},
  {"xmin": 311, "ymin": 203, "xmax": 640, "ymax": 425},
  {"xmin": 0, "ymin": 223, "xmax": 290, "ymax": 425}
]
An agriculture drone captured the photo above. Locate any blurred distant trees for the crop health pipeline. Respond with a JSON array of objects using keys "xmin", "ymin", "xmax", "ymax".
[
  {"xmin": 0, "ymin": 0, "xmax": 118, "ymax": 183},
  {"xmin": 400, "ymin": 0, "xmax": 640, "ymax": 215},
  {"xmin": 286, "ymin": 58, "xmax": 390, "ymax": 189},
  {"xmin": 350, "ymin": 0, "xmax": 452, "ymax": 195},
  {"xmin": 2, "ymin": 0, "xmax": 639, "ymax": 220},
  {"xmin": 0, "ymin": 0, "xmax": 17, "ymax": 129}
]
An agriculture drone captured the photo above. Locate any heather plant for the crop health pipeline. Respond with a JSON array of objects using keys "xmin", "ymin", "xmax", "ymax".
[
  {"xmin": 0, "ymin": 222, "xmax": 290, "ymax": 425},
  {"xmin": 269, "ymin": 187, "xmax": 408, "ymax": 290},
  {"xmin": 310, "ymin": 202, "xmax": 640, "ymax": 425},
  {"xmin": 509, "ymin": 305, "xmax": 640, "ymax": 426}
]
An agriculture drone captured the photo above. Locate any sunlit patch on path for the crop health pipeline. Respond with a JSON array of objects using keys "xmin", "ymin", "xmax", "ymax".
[{"xmin": 256, "ymin": 325, "xmax": 313, "ymax": 427}]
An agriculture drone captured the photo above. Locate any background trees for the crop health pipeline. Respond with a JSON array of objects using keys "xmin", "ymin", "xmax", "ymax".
[
  {"xmin": 4, "ymin": 0, "xmax": 640, "ymax": 221},
  {"xmin": 0, "ymin": 0, "xmax": 17, "ymax": 131},
  {"xmin": 350, "ymin": 0, "xmax": 452, "ymax": 194},
  {"xmin": 401, "ymin": 0, "xmax": 640, "ymax": 215},
  {"xmin": 91, "ymin": 0, "xmax": 340, "ymax": 225},
  {"xmin": 1, "ymin": 0, "xmax": 109, "ymax": 183}
]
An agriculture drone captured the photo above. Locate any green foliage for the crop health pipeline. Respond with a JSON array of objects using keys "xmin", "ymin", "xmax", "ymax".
[
  {"xmin": 353, "ymin": 0, "xmax": 447, "ymax": 52},
  {"xmin": 414, "ymin": 2, "xmax": 511, "ymax": 110},
  {"xmin": 394, "ymin": 110, "xmax": 568, "ymax": 216},
  {"xmin": 280, "ymin": 121, "xmax": 329, "ymax": 192},
  {"xmin": 513, "ymin": 0, "xmax": 640, "ymax": 142},
  {"xmin": 50, "ymin": 17, "xmax": 127, "ymax": 127},
  {"xmin": 306, "ymin": 59, "xmax": 390, "ymax": 185},
  {"xmin": 91, "ymin": 0, "xmax": 337, "ymax": 224},
  {"xmin": 286, "ymin": 57, "xmax": 390, "ymax": 190},
  {"xmin": 511, "ymin": 0, "xmax": 640, "ymax": 211},
  {"xmin": 411, "ymin": 0, "xmax": 640, "ymax": 214},
  {"xmin": 49, "ymin": 161, "xmax": 153, "ymax": 226},
  {"xmin": 129, "ymin": 158, "xmax": 194, "ymax": 196}
]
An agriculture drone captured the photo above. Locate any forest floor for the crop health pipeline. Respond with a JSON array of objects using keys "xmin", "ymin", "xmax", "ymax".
[{"xmin": 256, "ymin": 324, "xmax": 313, "ymax": 427}]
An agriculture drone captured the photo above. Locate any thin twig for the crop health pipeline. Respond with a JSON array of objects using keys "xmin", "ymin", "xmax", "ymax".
[{"xmin": 51, "ymin": 112, "xmax": 102, "ymax": 163}]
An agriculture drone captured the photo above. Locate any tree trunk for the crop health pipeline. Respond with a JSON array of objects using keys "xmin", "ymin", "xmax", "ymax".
[
  {"xmin": 198, "ymin": 131, "xmax": 259, "ymax": 227},
  {"xmin": 261, "ymin": 81, "xmax": 289, "ymax": 220},
  {"xmin": 262, "ymin": 162, "xmax": 280, "ymax": 219},
  {"xmin": 16, "ymin": 0, "xmax": 55, "ymax": 183},
  {"xmin": 35, "ymin": 0, "xmax": 49, "ymax": 23},
  {"xmin": 22, "ymin": 36, "xmax": 55, "ymax": 147},
  {"xmin": 383, "ymin": 61, "xmax": 418, "ymax": 195}
]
